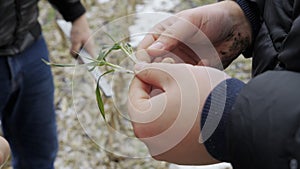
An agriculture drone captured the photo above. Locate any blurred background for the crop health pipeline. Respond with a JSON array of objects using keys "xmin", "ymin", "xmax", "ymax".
[{"xmin": 1, "ymin": 0, "xmax": 251, "ymax": 168}]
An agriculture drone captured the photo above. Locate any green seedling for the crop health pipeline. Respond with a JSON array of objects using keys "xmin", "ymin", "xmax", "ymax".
[{"xmin": 43, "ymin": 35, "xmax": 137, "ymax": 120}]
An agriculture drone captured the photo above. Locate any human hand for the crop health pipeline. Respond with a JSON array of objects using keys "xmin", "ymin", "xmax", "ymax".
[
  {"xmin": 137, "ymin": 1, "xmax": 252, "ymax": 68},
  {"xmin": 0, "ymin": 136, "xmax": 10, "ymax": 167},
  {"xmin": 128, "ymin": 63, "xmax": 229, "ymax": 164},
  {"xmin": 70, "ymin": 14, "xmax": 95, "ymax": 57}
]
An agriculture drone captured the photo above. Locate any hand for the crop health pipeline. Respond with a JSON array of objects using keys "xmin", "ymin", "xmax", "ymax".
[
  {"xmin": 137, "ymin": 1, "xmax": 252, "ymax": 68},
  {"xmin": 0, "ymin": 136, "xmax": 10, "ymax": 167},
  {"xmin": 128, "ymin": 63, "xmax": 229, "ymax": 164},
  {"xmin": 70, "ymin": 14, "xmax": 95, "ymax": 57}
]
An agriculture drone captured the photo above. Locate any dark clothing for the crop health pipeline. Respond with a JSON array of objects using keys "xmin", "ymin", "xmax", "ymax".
[
  {"xmin": 239, "ymin": 0, "xmax": 300, "ymax": 76},
  {"xmin": 202, "ymin": 0, "xmax": 300, "ymax": 168},
  {"xmin": 0, "ymin": 0, "xmax": 85, "ymax": 56},
  {"xmin": 228, "ymin": 72, "xmax": 300, "ymax": 169},
  {"xmin": 0, "ymin": 0, "xmax": 86, "ymax": 168},
  {"xmin": 202, "ymin": 74, "xmax": 300, "ymax": 168},
  {"xmin": 0, "ymin": 36, "xmax": 58, "ymax": 169}
]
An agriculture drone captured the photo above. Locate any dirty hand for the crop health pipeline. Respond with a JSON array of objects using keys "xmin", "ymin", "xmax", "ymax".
[
  {"xmin": 0, "ymin": 136, "xmax": 10, "ymax": 167},
  {"xmin": 128, "ymin": 63, "xmax": 229, "ymax": 164},
  {"xmin": 137, "ymin": 1, "xmax": 251, "ymax": 68},
  {"xmin": 70, "ymin": 14, "xmax": 95, "ymax": 57}
]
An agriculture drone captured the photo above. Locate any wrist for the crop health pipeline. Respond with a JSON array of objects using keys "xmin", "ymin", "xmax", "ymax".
[
  {"xmin": 226, "ymin": 1, "xmax": 252, "ymax": 41},
  {"xmin": 191, "ymin": 1, "xmax": 252, "ymax": 68},
  {"xmin": 235, "ymin": 0, "xmax": 262, "ymax": 57},
  {"xmin": 191, "ymin": 66, "xmax": 230, "ymax": 109},
  {"xmin": 217, "ymin": 1, "xmax": 252, "ymax": 67},
  {"xmin": 72, "ymin": 14, "xmax": 87, "ymax": 25}
]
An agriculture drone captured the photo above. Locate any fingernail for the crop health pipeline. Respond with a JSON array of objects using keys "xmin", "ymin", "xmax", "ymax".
[
  {"xmin": 162, "ymin": 57, "xmax": 175, "ymax": 64},
  {"xmin": 148, "ymin": 41, "xmax": 164, "ymax": 50},
  {"xmin": 134, "ymin": 62, "xmax": 147, "ymax": 72}
]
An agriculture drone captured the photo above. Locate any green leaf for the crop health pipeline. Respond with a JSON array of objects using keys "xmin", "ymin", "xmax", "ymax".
[
  {"xmin": 111, "ymin": 43, "xmax": 121, "ymax": 50},
  {"xmin": 98, "ymin": 60, "xmax": 106, "ymax": 66},
  {"xmin": 42, "ymin": 58, "xmax": 76, "ymax": 67},
  {"xmin": 95, "ymin": 69, "xmax": 115, "ymax": 120},
  {"xmin": 103, "ymin": 43, "xmax": 121, "ymax": 59},
  {"xmin": 97, "ymin": 48, "xmax": 106, "ymax": 61},
  {"xmin": 88, "ymin": 62, "xmax": 98, "ymax": 72},
  {"xmin": 96, "ymin": 82, "xmax": 105, "ymax": 120}
]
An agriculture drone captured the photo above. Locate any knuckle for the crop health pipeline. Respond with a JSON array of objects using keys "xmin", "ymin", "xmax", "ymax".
[{"xmin": 141, "ymin": 68, "xmax": 153, "ymax": 80}]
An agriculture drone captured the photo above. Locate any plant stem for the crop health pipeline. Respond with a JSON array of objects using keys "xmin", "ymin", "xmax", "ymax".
[
  {"xmin": 42, "ymin": 59, "xmax": 76, "ymax": 67},
  {"xmin": 120, "ymin": 44, "xmax": 138, "ymax": 64},
  {"xmin": 104, "ymin": 32, "xmax": 138, "ymax": 64},
  {"xmin": 105, "ymin": 62, "xmax": 134, "ymax": 74}
]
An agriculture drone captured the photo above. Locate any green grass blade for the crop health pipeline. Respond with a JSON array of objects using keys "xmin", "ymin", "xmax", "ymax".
[
  {"xmin": 97, "ymin": 48, "xmax": 106, "ymax": 61},
  {"xmin": 96, "ymin": 80, "xmax": 105, "ymax": 120},
  {"xmin": 103, "ymin": 43, "xmax": 121, "ymax": 59},
  {"xmin": 42, "ymin": 58, "xmax": 76, "ymax": 67},
  {"xmin": 95, "ymin": 69, "xmax": 115, "ymax": 120}
]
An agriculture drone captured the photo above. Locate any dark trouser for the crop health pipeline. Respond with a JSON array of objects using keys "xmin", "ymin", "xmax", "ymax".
[{"xmin": 0, "ymin": 36, "xmax": 58, "ymax": 169}]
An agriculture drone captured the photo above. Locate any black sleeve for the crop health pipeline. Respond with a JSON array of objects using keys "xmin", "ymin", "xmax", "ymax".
[
  {"xmin": 48, "ymin": 0, "xmax": 86, "ymax": 22},
  {"xmin": 226, "ymin": 71, "xmax": 300, "ymax": 169},
  {"xmin": 277, "ymin": 9, "xmax": 300, "ymax": 72},
  {"xmin": 201, "ymin": 71, "xmax": 300, "ymax": 168}
]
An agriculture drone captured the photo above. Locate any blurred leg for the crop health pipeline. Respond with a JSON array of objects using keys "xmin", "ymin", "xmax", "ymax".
[
  {"xmin": 1, "ymin": 36, "xmax": 58, "ymax": 169},
  {"xmin": 0, "ymin": 56, "xmax": 13, "ymax": 167}
]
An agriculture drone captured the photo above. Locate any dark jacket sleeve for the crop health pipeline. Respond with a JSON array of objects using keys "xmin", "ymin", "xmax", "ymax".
[
  {"xmin": 277, "ymin": 2, "xmax": 300, "ymax": 72},
  {"xmin": 202, "ymin": 71, "xmax": 300, "ymax": 169},
  {"xmin": 48, "ymin": 0, "xmax": 86, "ymax": 22}
]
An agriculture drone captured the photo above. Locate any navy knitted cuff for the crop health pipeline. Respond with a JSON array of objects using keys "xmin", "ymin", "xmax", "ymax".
[{"xmin": 200, "ymin": 78, "xmax": 245, "ymax": 161}]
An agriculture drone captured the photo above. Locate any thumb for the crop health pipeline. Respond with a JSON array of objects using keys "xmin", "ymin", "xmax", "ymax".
[
  {"xmin": 147, "ymin": 38, "xmax": 178, "ymax": 57},
  {"xmin": 134, "ymin": 63, "xmax": 173, "ymax": 90},
  {"xmin": 70, "ymin": 41, "xmax": 82, "ymax": 57},
  {"xmin": 147, "ymin": 35, "xmax": 179, "ymax": 58},
  {"xmin": 147, "ymin": 18, "xmax": 195, "ymax": 57}
]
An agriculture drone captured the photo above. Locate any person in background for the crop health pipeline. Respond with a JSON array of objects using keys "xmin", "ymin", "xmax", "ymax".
[
  {"xmin": 128, "ymin": 0, "xmax": 300, "ymax": 168},
  {"xmin": 0, "ymin": 0, "xmax": 93, "ymax": 168},
  {"xmin": 0, "ymin": 136, "xmax": 10, "ymax": 167}
]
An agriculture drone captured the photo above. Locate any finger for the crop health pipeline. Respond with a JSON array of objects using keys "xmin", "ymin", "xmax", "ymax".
[
  {"xmin": 161, "ymin": 57, "xmax": 175, "ymax": 64},
  {"xmin": 136, "ymin": 49, "xmax": 151, "ymax": 63},
  {"xmin": 149, "ymin": 87, "xmax": 164, "ymax": 97},
  {"xmin": 134, "ymin": 63, "xmax": 174, "ymax": 90},
  {"xmin": 137, "ymin": 34, "xmax": 156, "ymax": 51},
  {"xmin": 137, "ymin": 16, "xmax": 179, "ymax": 59},
  {"xmin": 147, "ymin": 18, "xmax": 195, "ymax": 54},
  {"xmin": 176, "ymin": 43, "xmax": 200, "ymax": 64},
  {"xmin": 136, "ymin": 26, "xmax": 163, "ymax": 62},
  {"xmin": 70, "ymin": 42, "xmax": 82, "ymax": 57},
  {"xmin": 197, "ymin": 59, "xmax": 209, "ymax": 66},
  {"xmin": 153, "ymin": 57, "xmax": 163, "ymax": 63},
  {"xmin": 128, "ymin": 78, "xmax": 151, "ymax": 105},
  {"xmin": 128, "ymin": 76, "xmax": 167, "ymax": 125},
  {"xmin": 137, "ymin": 16, "xmax": 174, "ymax": 51},
  {"xmin": 83, "ymin": 39, "xmax": 96, "ymax": 58}
]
